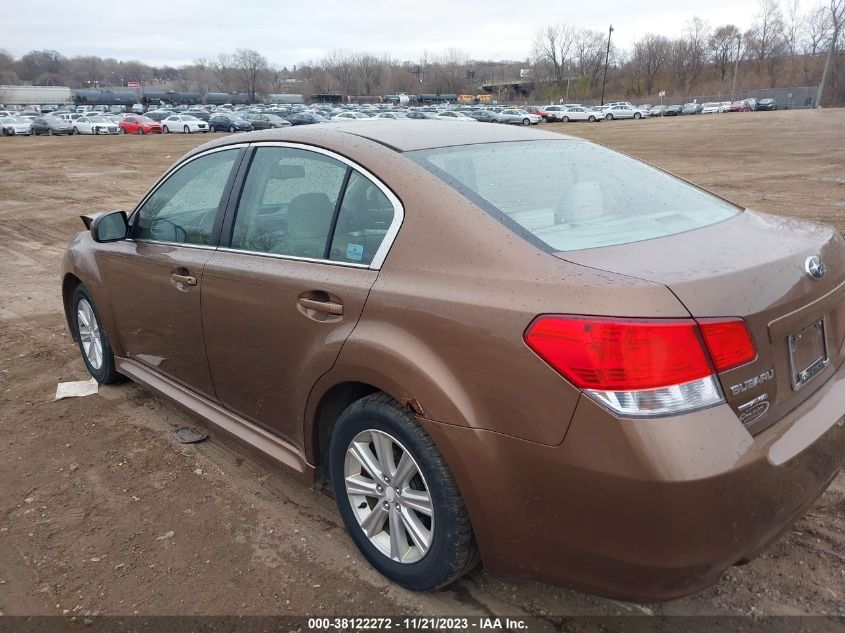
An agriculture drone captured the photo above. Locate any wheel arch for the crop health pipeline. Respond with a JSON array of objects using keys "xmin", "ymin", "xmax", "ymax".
[
  {"xmin": 304, "ymin": 324, "xmax": 480, "ymax": 482},
  {"xmin": 62, "ymin": 273, "xmax": 83, "ymax": 341}
]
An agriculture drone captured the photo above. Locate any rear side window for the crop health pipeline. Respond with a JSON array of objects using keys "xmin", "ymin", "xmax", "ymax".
[
  {"xmin": 230, "ymin": 147, "xmax": 347, "ymax": 258},
  {"xmin": 408, "ymin": 140, "xmax": 740, "ymax": 252},
  {"xmin": 133, "ymin": 149, "xmax": 238, "ymax": 245},
  {"xmin": 230, "ymin": 146, "xmax": 395, "ymax": 265},
  {"xmin": 329, "ymin": 172, "xmax": 394, "ymax": 265}
]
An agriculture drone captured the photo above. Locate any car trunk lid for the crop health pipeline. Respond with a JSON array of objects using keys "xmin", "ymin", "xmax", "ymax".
[{"xmin": 558, "ymin": 210, "xmax": 845, "ymax": 434}]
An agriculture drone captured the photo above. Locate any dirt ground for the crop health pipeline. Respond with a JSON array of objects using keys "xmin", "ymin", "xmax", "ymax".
[{"xmin": 0, "ymin": 109, "xmax": 843, "ymax": 622}]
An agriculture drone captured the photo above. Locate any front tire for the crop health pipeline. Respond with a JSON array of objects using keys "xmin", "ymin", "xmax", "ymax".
[
  {"xmin": 606, "ymin": 113, "xmax": 614, "ymax": 120},
  {"xmin": 71, "ymin": 285, "xmax": 121, "ymax": 384},
  {"xmin": 634, "ymin": 112, "xmax": 642, "ymax": 119},
  {"xmin": 163, "ymin": 125, "xmax": 169, "ymax": 133},
  {"xmin": 184, "ymin": 125, "xmax": 190, "ymax": 134},
  {"xmin": 228, "ymin": 125, "xmax": 236, "ymax": 133},
  {"xmin": 329, "ymin": 393, "xmax": 477, "ymax": 591},
  {"xmin": 588, "ymin": 115, "xmax": 596, "ymax": 122},
  {"xmin": 521, "ymin": 118, "xmax": 530, "ymax": 126}
]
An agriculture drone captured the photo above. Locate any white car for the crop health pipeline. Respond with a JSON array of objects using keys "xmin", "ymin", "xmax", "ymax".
[
  {"xmin": 557, "ymin": 106, "xmax": 601, "ymax": 123},
  {"xmin": 374, "ymin": 112, "xmax": 409, "ymax": 120},
  {"xmin": 1, "ymin": 116, "xmax": 32, "ymax": 135},
  {"xmin": 700, "ymin": 102, "xmax": 722, "ymax": 114},
  {"xmin": 435, "ymin": 110, "xmax": 477, "ymax": 122},
  {"xmin": 543, "ymin": 105, "xmax": 570, "ymax": 122},
  {"xmin": 73, "ymin": 115, "xmax": 120, "ymax": 135},
  {"xmin": 604, "ymin": 104, "xmax": 648, "ymax": 120},
  {"xmin": 162, "ymin": 115, "xmax": 209, "ymax": 134},
  {"xmin": 330, "ymin": 111, "xmax": 372, "ymax": 122}
]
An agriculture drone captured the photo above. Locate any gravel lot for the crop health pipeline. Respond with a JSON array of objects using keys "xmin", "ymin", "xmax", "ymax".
[{"xmin": 0, "ymin": 109, "xmax": 843, "ymax": 622}]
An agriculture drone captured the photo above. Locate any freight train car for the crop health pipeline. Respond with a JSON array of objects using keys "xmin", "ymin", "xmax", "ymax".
[{"xmin": 0, "ymin": 85, "xmax": 73, "ymax": 105}]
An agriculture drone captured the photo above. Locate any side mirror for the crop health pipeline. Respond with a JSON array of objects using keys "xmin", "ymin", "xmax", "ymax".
[{"xmin": 91, "ymin": 210, "xmax": 128, "ymax": 243}]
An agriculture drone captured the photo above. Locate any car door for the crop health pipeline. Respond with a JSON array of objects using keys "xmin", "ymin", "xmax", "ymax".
[
  {"xmin": 99, "ymin": 146, "xmax": 245, "ymax": 399},
  {"xmin": 201, "ymin": 143, "xmax": 401, "ymax": 447}
]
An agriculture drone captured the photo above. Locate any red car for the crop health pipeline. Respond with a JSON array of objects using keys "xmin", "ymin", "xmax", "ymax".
[
  {"xmin": 525, "ymin": 106, "xmax": 551, "ymax": 120},
  {"xmin": 727, "ymin": 101, "xmax": 751, "ymax": 112},
  {"xmin": 119, "ymin": 115, "xmax": 163, "ymax": 135}
]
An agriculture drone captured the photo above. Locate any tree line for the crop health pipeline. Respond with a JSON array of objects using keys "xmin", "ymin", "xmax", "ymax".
[{"xmin": 1, "ymin": 0, "xmax": 842, "ymax": 104}]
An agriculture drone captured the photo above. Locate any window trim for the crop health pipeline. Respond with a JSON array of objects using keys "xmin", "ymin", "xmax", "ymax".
[
  {"xmin": 218, "ymin": 141, "xmax": 404, "ymax": 271},
  {"xmin": 127, "ymin": 144, "xmax": 249, "ymax": 248}
]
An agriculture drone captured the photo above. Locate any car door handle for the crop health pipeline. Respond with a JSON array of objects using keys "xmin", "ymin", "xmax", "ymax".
[
  {"xmin": 170, "ymin": 273, "xmax": 197, "ymax": 286},
  {"xmin": 298, "ymin": 298, "xmax": 343, "ymax": 315}
]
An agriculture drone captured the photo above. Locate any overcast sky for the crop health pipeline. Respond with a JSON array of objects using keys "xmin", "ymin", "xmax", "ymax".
[{"xmin": 8, "ymin": 0, "xmax": 816, "ymax": 67}]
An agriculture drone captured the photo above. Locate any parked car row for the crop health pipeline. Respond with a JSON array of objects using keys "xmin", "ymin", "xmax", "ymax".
[{"xmin": 2, "ymin": 96, "xmax": 782, "ymax": 138}]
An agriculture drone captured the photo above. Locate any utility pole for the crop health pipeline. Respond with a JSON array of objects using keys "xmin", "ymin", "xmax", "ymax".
[
  {"xmin": 600, "ymin": 25, "xmax": 614, "ymax": 105},
  {"xmin": 731, "ymin": 33, "xmax": 742, "ymax": 102},
  {"xmin": 565, "ymin": 57, "xmax": 571, "ymax": 101}
]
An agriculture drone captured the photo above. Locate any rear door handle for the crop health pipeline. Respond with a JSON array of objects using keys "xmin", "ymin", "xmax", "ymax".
[
  {"xmin": 170, "ymin": 273, "xmax": 197, "ymax": 286},
  {"xmin": 298, "ymin": 298, "xmax": 343, "ymax": 315}
]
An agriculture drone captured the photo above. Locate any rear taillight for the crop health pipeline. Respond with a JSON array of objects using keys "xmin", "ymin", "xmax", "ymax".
[
  {"xmin": 524, "ymin": 315, "xmax": 755, "ymax": 417},
  {"xmin": 697, "ymin": 318, "xmax": 757, "ymax": 371}
]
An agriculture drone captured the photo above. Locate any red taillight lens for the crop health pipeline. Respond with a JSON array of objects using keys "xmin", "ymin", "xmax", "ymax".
[
  {"xmin": 524, "ymin": 316, "xmax": 713, "ymax": 391},
  {"xmin": 697, "ymin": 318, "xmax": 757, "ymax": 372}
]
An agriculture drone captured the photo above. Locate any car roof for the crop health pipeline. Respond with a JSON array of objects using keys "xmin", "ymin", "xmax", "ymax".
[{"xmin": 183, "ymin": 120, "xmax": 572, "ymax": 154}]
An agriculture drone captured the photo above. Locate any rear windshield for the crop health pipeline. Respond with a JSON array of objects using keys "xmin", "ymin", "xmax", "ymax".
[{"xmin": 407, "ymin": 140, "xmax": 740, "ymax": 252}]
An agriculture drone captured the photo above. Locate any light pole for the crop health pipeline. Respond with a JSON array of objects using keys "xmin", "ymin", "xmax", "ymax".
[
  {"xmin": 731, "ymin": 33, "xmax": 742, "ymax": 102},
  {"xmin": 600, "ymin": 25, "xmax": 614, "ymax": 106}
]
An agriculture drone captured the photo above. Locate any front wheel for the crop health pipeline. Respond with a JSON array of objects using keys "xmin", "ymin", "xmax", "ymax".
[
  {"xmin": 184, "ymin": 125, "xmax": 190, "ymax": 134},
  {"xmin": 71, "ymin": 285, "xmax": 121, "ymax": 384},
  {"xmin": 48, "ymin": 129, "xmax": 54, "ymax": 136},
  {"xmin": 634, "ymin": 112, "xmax": 642, "ymax": 119},
  {"xmin": 329, "ymin": 393, "xmax": 477, "ymax": 591},
  {"xmin": 163, "ymin": 125, "xmax": 169, "ymax": 133},
  {"xmin": 228, "ymin": 125, "xmax": 236, "ymax": 133},
  {"xmin": 588, "ymin": 115, "xmax": 596, "ymax": 122},
  {"xmin": 72, "ymin": 127, "xmax": 79, "ymax": 135},
  {"xmin": 562, "ymin": 116, "xmax": 569, "ymax": 123},
  {"xmin": 521, "ymin": 118, "xmax": 530, "ymax": 126},
  {"xmin": 606, "ymin": 113, "xmax": 614, "ymax": 120}
]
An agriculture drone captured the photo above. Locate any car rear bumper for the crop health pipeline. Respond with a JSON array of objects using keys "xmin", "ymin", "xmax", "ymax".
[{"xmin": 421, "ymin": 359, "xmax": 845, "ymax": 601}]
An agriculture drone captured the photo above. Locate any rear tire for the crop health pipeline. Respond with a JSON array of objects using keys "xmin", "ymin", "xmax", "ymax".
[
  {"xmin": 71, "ymin": 285, "xmax": 121, "ymax": 385},
  {"xmin": 329, "ymin": 393, "xmax": 477, "ymax": 591}
]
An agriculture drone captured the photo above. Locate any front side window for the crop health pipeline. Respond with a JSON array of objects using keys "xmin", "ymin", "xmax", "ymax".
[
  {"xmin": 230, "ymin": 147, "xmax": 347, "ymax": 258},
  {"xmin": 408, "ymin": 140, "xmax": 740, "ymax": 252},
  {"xmin": 134, "ymin": 149, "xmax": 239, "ymax": 245}
]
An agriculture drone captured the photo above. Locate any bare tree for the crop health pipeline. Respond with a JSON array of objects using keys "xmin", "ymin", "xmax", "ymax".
[
  {"xmin": 573, "ymin": 29, "xmax": 608, "ymax": 90},
  {"xmin": 531, "ymin": 24, "xmax": 577, "ymax": 90},
  {"xmin": 213, "ymin": 53, "xmax": 238, "ymax": 93},
  {"xmin": 234, "ymin": 48, "xmax": 268, "ymax": 102},
  {"xmin": 354, "ymin": 53, "xmax": 388, "ymax": 95},
  {"xmin": 322, "ymin": 50, "xmax": 357, "ymax": 96},
  {"xmin": 633, "ymin": 34, "xmax": 671, "ymax": 94},
  {"xmin": 709, "ymin": 25, "xmax": 742, "ymax": 81},
  {"xmin": 817, "ymin": 0, "xmax": 845, "ymax": 105},
  {"xmin": 747, "ymin": 0, "xmax": 787, "ymax": 85}
]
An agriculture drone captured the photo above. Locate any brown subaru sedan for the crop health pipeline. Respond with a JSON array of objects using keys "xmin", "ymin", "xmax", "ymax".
[{"xmin": 61, "ymin": 122, "xmax": 845, "ymax": 601}]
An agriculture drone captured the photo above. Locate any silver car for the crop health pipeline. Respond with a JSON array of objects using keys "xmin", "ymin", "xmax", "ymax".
[
  {"xmin": 499, "ymin": 108, "xmax": 542, "ymax": 126},
  {"xmin": 0, "ymin": 116, "xmax": 33, "ymax": 136}
]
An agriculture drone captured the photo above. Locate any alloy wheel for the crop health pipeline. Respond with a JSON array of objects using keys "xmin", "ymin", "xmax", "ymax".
[
  {"xmin": 344, "ymin": 429, "xmax": 434, "ymax": 564},
  {"xmin": 77, "ymin": 298, "xmax": 104, "ymax": 370}
]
